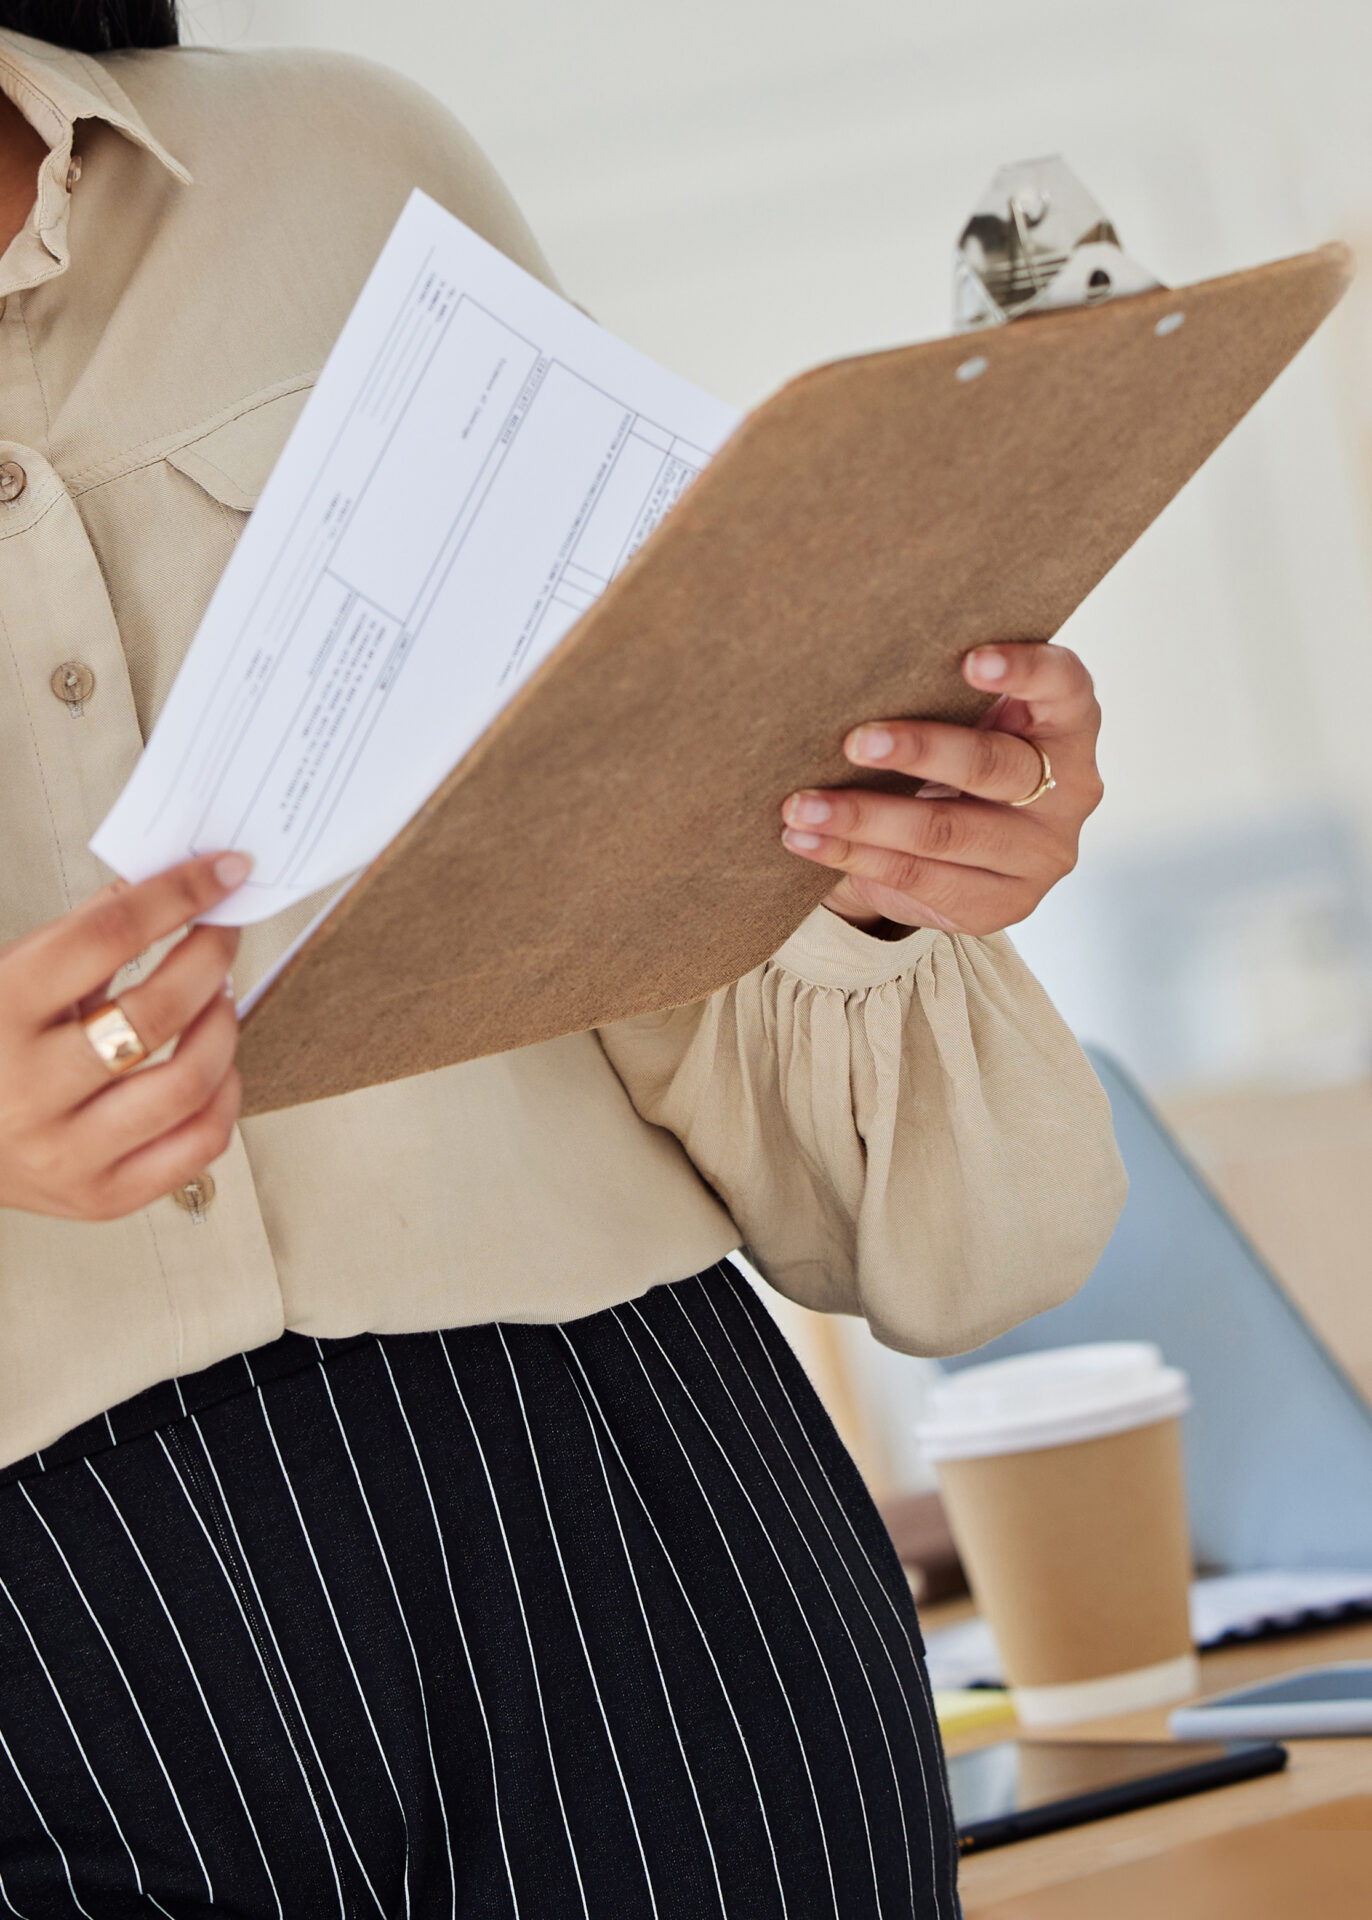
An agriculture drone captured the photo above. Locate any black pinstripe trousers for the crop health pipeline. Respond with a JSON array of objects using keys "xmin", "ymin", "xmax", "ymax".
[{"xmin": 0, "ymin": 1262, "xmax": 960, "ymax": 1918}]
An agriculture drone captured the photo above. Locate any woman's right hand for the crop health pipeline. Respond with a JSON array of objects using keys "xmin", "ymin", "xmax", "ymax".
[{"xmin": 0, "ymin": 853, "xmax": 252, "ymax": 1223}]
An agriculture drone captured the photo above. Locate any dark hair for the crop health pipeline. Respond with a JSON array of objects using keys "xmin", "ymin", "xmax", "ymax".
[{"xmin": 0, "ymin": 2, "xmax": 178, "ymax": 50}]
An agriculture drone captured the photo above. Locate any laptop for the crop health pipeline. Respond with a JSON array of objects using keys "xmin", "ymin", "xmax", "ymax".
[{"xmin": 937, "ymin": 1049, "xmax": 1372, "ymax": 1572}]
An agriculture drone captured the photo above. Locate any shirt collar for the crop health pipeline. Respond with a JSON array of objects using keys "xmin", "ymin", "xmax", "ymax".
[{"xmin": 0, "ymin": 28, "xmax": 191, "ymax": 294}]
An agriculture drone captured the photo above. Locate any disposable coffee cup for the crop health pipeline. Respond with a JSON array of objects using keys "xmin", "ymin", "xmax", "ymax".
[{"xmin": 918, "ymin": 1343, "xmax": 1197, "ymax": 1728}]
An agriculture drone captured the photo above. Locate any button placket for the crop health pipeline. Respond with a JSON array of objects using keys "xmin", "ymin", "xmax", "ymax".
[{"xmin": 0, "ymin": 452, "xmax": 155, "ymax": 909}]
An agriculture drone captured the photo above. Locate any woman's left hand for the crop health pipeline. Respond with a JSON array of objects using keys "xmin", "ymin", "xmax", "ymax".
[{"xmin": 780, "ymin": 642, "xmax": 1103, "ymax": 935}]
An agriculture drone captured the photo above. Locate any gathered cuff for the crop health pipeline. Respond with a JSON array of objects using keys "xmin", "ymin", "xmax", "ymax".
[
  {"xmin": 599, "ymin": 920, "xmax": 1128, "ymax": 1355},
  {"xmin": 769, "ymin": 906, "xmax": 941, "ymax": 992}
]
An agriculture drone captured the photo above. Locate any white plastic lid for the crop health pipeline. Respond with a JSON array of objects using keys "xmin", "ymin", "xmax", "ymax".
[{"xmin": 916, "ymin": 1342, "xmax": 1191, "ymax": 1461}]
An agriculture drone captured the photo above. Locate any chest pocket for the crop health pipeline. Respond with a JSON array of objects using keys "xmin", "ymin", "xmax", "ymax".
[
  {"xmin": 164, "ymin": 383, "xmax": 313, "ymax": 513},
  {"xmin": 1, "ymin": 382, "xmax": 320, "ymax": 944},
  {"xmin": 69, "ymin": 380, "xmax": 319, "ymax": 774}
]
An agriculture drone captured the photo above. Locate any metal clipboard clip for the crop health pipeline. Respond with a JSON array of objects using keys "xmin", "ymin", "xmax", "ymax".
[{"xmin": 953, "ymin": 156, "xmax": 1164, "ymax": 332}]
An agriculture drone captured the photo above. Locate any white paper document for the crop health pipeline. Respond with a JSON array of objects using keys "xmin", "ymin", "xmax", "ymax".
[
  {"xmin": 92, "ymin": 190, "xmax": 741, "ymax": 926},
  {"xmin": 923, "ymin": 1572, "xmax": 1372, "ymax": 1691}
]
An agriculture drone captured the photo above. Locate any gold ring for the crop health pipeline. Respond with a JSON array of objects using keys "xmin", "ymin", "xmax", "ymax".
[
  {"xmin": 1009, "ymin": 741, "xmax": 1056, "ymax": 808},
  {"xmin": 80, "ymin": 1002, "xmax": 148, "ymax": 1076}
]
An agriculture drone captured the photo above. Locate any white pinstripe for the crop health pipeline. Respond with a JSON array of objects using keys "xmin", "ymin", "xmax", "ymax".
[
  {"xmin": 0, "ymin": 1710, "xmax": 90, "ymax": 1920},
  {"xmin": 191, "ymin": 1414, "xmax": 398, "ymax": 1915},
  {"xmin": 559, "ymin": 1335, "xmax": 789, "ymax": 1914},
  {"xmin": 698, "ymin": 1287, "xmax": 948, "ymax": 1913},
  {"xmin": 714, "ymin": 1278, "xmax": 957, "ymax": 1750},
  {"xmin": 623, "ymin": 1303, "xmax": 889, "ymax": 1914},
  {"xmin": 707, "ymin": 1280, "xmax": 955, "ymax": 1843},
  {"xmin": 12, "ymin": 1493, "xmax": 207, "ymax": 1910},
  {"xmin": 498, "ymin": 1329, "xmax": 661, "ymax": 1918},
  {"xmin": 156, "ymin": 1432, "xmax": 352, "ymax": 1920},
  {"xmin": 190, "ymin": 1390, "xmax": 389, "ymax": 1912},
  {"xmin": 84, "ymin": 1459, "xmax": 286, "ymax": 1920},
  {"xmin": 198, "ymin": 1359, "xmax": 376, "ymax": 1912},
  {"xmin": 0, "ymin": 1294, "xmax": 953, "ymax": 1915},
  {"xmin": 669, "ymin": 1288, "xmax": 924, "ymax": 1914},
  {"xmin": 557, "ymin": 1335, "xmax": 734, "ymax": 1919},
  {"xmin": 0, "ymin": 1572, "xmax": 167, "ymax": 1919},
  {"xmin": 0, "ymin": 1863, "xmax": 33, "ymax": 1920},
  {"xmin": 437, "ymin": 1331, "xmax": 592, "ymax": 1920},
  {"xmin": 683, "ymin": 1290, "xmax": 944, "ymax": 1904},
  {"xmin": 378, "ymin": 1345, "xmax": 522, "ymax": 1918},
  {"xmin": 252, "ymin": 1387, "xmax": 416, "ymax": 1920},
  {"xmin": 311, "ymin": 1349, "xmax": 458, "ymax": 1919},
  {"xmin": 716, "ymin": 1266, "xmax": 959, "ymax": 1868},
  {"xmin": 604, "ymin": 1310, "xmax": 841, "ymax": 1919}
]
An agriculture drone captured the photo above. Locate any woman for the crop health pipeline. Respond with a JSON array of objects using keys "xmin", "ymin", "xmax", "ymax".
[{"xmin": 0, "ymin": 5, "xmax": 1125, "ymax": 1915}]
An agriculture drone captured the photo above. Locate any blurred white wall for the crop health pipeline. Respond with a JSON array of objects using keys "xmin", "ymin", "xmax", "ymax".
[
  {"xmin": 184, "ymin": 0, "xmax": 1372, "ymax": 1094},
  {"xmin": 177, "ymin": 0, "xmax": 1372, "ymax": 1491}
]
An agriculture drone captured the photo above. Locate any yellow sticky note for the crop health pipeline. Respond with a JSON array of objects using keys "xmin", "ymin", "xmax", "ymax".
[{"xmin": 933, "ymin": 1689, "xmax": 1017, "ymax": 1737}]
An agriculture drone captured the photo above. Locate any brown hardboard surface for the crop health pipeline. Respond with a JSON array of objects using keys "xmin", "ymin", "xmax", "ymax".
[
  {"xmin": 967, "ymin": 1797, "xmax": 1372, "ymax": 1919},
  {"xmin": 238, "ymin": 246, "xmax": 1352, "ymax": 1114}
]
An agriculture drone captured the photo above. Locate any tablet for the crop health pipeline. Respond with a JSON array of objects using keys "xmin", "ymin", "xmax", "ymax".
[
  {"xmin": 948, "ymin": 1737, "xmax": 1288, "ymax": 1853},
  {"xmin": 1169, "ymin": 1663, "xmax": 1372, "ymax": 1739}
]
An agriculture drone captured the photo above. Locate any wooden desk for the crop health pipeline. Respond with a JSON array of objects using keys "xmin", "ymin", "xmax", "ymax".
[{"xmin": 921, "ymin": 1603, "xmax": 1372, "ymax": 1912}]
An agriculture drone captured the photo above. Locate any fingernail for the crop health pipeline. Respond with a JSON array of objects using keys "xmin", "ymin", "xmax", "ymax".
[
  {"xmin": 849, "ymin": 726, "xmax": 895, "ymax": 762},
  {"xmin": 214, "ymin": 852, "xmax": 253, "ymax": 889},
  {"xmin": 968, "ymin": 648, "xmax": 1007, "ymax": 682},
  {"xmin": 783, "ymin": 828, "xmax": 824, "ymax": 853},
  {"xmin": 786, "ymin": 791, "xmax": 832, "ymax": 826}
]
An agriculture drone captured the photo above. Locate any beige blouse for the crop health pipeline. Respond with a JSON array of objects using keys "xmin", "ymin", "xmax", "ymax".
[{"xmin": 0, "ymin": 28, "xmax": 1128, "ymax": 1469}]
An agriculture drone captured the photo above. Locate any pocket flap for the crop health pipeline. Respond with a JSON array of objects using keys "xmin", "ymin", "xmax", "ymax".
[{"xmin": 165, "ymin": 385, "xmax": 312, "ymax": 512}]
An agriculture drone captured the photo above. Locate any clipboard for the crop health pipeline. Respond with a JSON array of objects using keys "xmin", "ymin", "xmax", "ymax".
[{"xmin": 236, "ymin": 241, "xmax": 1352, "ymax": 1115}]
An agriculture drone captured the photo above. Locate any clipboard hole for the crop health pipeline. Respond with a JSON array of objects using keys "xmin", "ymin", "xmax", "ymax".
[
  {"xmin": 1085, "ymin": 268, "xmax": 1113, "ymax": 299},
  {"xmin": 956, "ymin": 356, "xmax": 989, "ymax": 383},
  {"xmin": 1154, "ymin": 312, "xmax": 1186, "ymax": 337}
]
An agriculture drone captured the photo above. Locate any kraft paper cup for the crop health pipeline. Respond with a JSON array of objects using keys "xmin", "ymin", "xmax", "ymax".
[{"xmin": 918, "ymin": 1344, "xmax": 1197, "ymax": 1728}]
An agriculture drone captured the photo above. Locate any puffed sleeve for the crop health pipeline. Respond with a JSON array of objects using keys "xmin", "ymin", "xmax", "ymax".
[{"xmin": 597, "ymin": 907, "xmax": 1128, "ymax": 1356}]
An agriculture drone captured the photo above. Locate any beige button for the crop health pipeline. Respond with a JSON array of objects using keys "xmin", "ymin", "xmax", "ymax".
[
  {"xmin": 173, "ymin": 1173, "xmax": 217, "ymax": 1222},
  {"xmin": 0, "ymin": 461, "xmax": 27, "ymax": 504},
  {"xmin": 51, "ymin": 661, "xmax": 95, "ymax": 713},
  {"xmin": 66, "ymin": 155, "xmax": 83, "ymax": 194}
]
